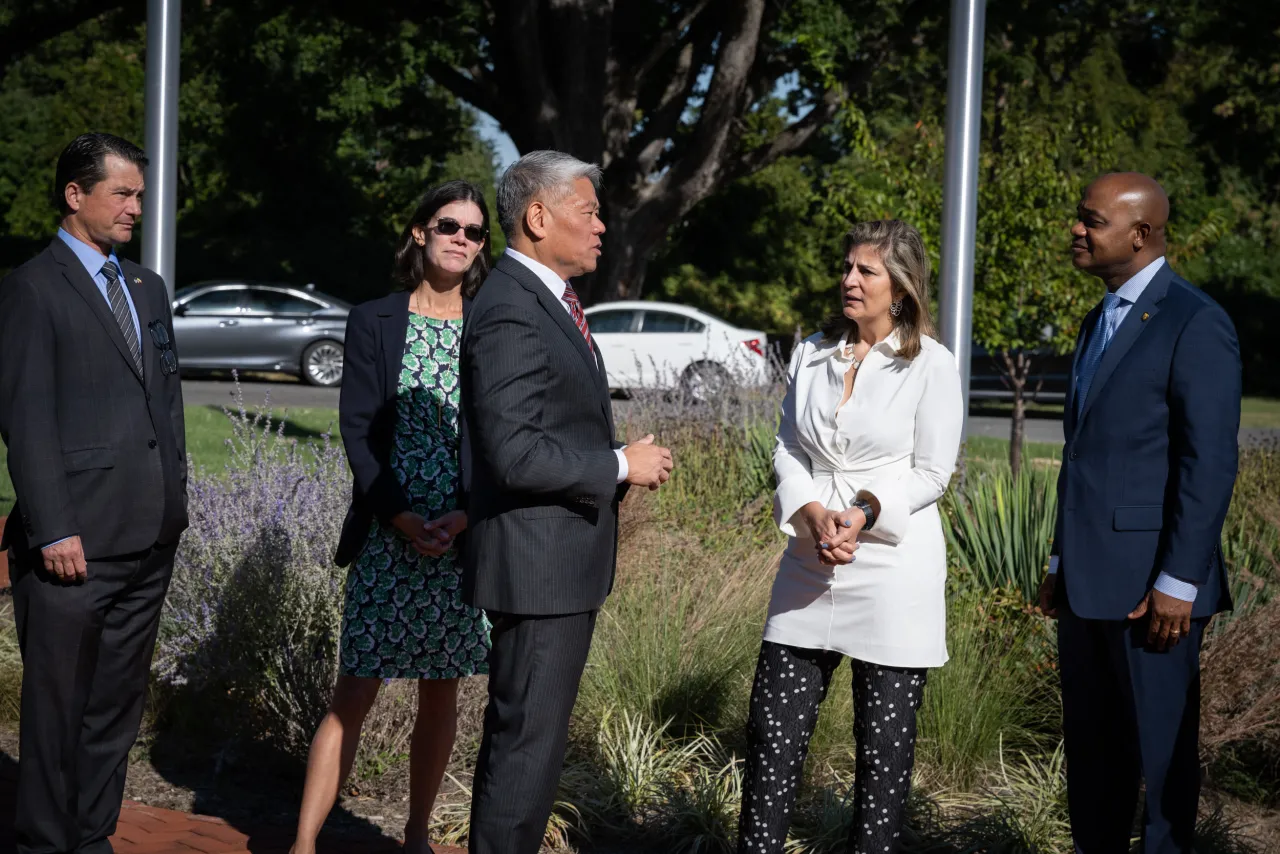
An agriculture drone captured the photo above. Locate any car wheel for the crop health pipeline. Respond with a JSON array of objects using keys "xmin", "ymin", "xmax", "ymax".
[
  {"xmin": 680, "ymin": 361, "xmax": 730, "ymax": 403},
  {"xmin": 302, "ymin": 340, "xmax": 344, "ymax": 387}
]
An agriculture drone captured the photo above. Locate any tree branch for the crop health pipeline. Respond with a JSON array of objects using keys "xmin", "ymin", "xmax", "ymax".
[
  {"xmin": 631, "ymin": 0, "xmax": 713, "ymax": 86},
  {"xmin": 629, "ymin": 37, "xmax": 711, "ymax": 176},
  {"xmin": 729, "ymin": 84, "xmax": 845, "ymax": 178},
  {"xmin": 426, "ymin": 60, "xmax": 506, "ymax": 127},
  {"xmin": 643, "ymin": 0, "xmax": 766, "ymax": 210}
]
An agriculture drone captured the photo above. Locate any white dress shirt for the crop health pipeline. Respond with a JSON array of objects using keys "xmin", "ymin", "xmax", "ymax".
[
  {"xmin": 766, "ymin": 329, "xmax": 964, "ymax": 667},
  {"xmin": 504, "ymin": 248, "xmax": 629, "ymax": 483},
  {"xmin": 1047, "ymin": 256, "xmax": 1197, "ymax": 603}
]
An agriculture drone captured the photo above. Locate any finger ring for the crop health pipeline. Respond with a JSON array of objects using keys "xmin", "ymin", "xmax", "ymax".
[{"xmin": 1171, "ymin": 631, "xmax": 1180, "ymax": 637}]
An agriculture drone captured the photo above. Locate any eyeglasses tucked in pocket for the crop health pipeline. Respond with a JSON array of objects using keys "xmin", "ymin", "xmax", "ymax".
[{"xmin": 148, "ymin": 320, "xmax": 179, "ymax": 376}]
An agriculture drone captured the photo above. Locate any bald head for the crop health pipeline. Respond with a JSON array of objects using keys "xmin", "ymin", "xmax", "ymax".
[{"xmin": 1071, "ymin": 172, "xmax": 1170, "ymax": 288}]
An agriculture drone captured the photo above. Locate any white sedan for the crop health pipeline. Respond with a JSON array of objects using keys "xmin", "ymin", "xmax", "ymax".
[{"xmin": 583, "ymin": 301, "xmax": 772, "ymax": 396}]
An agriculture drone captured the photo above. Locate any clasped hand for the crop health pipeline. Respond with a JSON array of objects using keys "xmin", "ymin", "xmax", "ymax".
[
  {"xmin": 799, "ymin": 501, "xmax": 865, "ymax": 566},
  {"xmin": 392, "ymin": 510, "xmax": 467, "ymax": 557}
]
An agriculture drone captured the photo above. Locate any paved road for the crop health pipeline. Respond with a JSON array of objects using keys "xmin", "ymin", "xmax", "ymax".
[
  {"xmin": 181, "ymin": 378, "xmax": 1277, "ymax": 448},
  {"xmin": 182, "ymin": 377, "xmax": 340, "ymax": 410}
]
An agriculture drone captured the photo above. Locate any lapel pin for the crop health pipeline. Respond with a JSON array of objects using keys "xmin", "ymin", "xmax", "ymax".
[{"xmin": 1141, "ymin": 312, "xmax": 1150, "ymax": 321}]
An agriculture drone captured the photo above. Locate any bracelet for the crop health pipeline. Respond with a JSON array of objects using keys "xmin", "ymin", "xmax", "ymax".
[{"xmin": 852, "ymin": 498, "xmax": 876, "ymax": 530}]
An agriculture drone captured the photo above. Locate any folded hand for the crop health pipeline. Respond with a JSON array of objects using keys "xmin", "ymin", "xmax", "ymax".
[
  {"xmin": 391, "ymin": 511, "xmax": 437, "ymax": 556},
  {"xmin": 421, "ymin": 510, "xmax": 468, "ymax": 557},
  {"xmin": 800, "ymin": 503, "xmax": 863, "ymax": 566}
]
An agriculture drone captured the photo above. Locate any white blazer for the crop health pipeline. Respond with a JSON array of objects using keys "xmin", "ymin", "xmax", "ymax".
[{"xmin": 764, "ymin": 329, "xmax": 964, "ymax": 667}]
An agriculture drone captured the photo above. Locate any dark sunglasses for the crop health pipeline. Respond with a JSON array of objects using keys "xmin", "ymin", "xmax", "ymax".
[
  {"xmin": 148, "ymin": 320, "xmax": 179, "ymax": 376},
  {"xmin": 430, "ymin": 218, "xmax": 487, "ymax": 243}
]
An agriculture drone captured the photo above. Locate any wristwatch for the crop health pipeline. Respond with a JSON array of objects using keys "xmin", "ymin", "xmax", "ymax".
[{"xmin": 852, "ymin": 498, "xmax": 877, "ymax": 530}]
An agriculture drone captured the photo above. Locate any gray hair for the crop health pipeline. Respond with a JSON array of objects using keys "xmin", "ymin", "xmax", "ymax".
[{"xmin": 496, "ymin": 150, "xmax": 603, "ymax": 241}]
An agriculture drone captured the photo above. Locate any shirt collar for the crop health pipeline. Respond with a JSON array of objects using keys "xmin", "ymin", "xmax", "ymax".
[
  {"xmin": 826, "ymin": 327, "xmax": 902, "ymax": 362},
  {"xmin": 1113, "ymin": 256, "xmax": 1165, "ymax": 304},
  {"xmin": 57, "ymin": 228, "xmax": 121, "ymax": 282},
  {"xmin": 505, "ymin": 247, "xmax": 567, "ymax": 301}
]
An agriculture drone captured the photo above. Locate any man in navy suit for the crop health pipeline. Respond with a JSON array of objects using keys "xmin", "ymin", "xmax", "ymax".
[{"xmin": 1039, "ymin": 172, "xmax": 1240, "ymax": 854}]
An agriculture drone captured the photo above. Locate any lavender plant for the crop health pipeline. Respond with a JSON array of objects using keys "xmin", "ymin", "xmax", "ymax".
[{"xmin": 154, "ymin": 381, "xmax": 351, "ymax": 754}]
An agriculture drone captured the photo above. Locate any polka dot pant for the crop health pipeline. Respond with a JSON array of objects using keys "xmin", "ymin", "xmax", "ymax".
[{"xmin": 737, "ymin": 641, "xmax": 927, "ymax": 854}]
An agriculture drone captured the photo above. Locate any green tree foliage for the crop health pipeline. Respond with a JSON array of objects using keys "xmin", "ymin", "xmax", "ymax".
[
  {"xmin": 0, "ymin": 2, "xmax": 497, "ymax": 300},
  {"xmin": 656, "ymin": 6, "xmax": 1280, "ymax": 467}
]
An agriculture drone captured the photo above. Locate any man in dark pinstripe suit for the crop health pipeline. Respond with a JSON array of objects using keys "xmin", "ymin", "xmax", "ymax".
[
  {"xmin": 461, "ymin": 151, "xmax": 674, "ymax": 854},
  {"xmin": 0, "ymin": 133, "xmax": 188, "ymax": 853}
]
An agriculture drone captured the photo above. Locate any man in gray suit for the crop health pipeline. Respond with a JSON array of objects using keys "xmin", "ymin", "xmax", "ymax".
[
  {"xmin": 0, "ymin": 133, "xmax": 187, "ymax": 853},
  {"xmin": 461, "ymin": 151, "xmax": 673, "ymax": 854}
]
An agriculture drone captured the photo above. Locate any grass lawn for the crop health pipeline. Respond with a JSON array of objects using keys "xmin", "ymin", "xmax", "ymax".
[
  {"xmin": 1242, "ymin": 396, "xmax": 1280, "ymax": 430},
  {"xmin": 181, "ymin": 404, "xmax": 341, "ymax": 470},
  {"xmin": 2, "ymin": 397, "xmax": 1273, "ymax": 518},
  {"xmin": 965, "ymin": 434, "xmax": 1062, "ymax": 463},
  {"xmin": 0, "ymin": 405, "xmax": 342, "ymax": 518}
]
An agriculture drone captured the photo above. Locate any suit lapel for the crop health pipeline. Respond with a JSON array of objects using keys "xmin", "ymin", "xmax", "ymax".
[
  {"xmin": 1064, "ymin": 304, "xmax": 1097, "ymax": 439},
  {"xmin": 496, "ymin": 255, "xmax": 609, "ymax": 399},
  {"xmin": 1077, "ymin": 265, "xmax": 1171, "ymax": 426},
  {"xmin": 51, "ymin": 239, "xmax": 144, "ymax": 385},
  {"xmin": 378, "ymin": 292, "xmax": 412, "ymax": 403}
]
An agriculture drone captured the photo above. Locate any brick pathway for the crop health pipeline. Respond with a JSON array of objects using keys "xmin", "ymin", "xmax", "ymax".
[
  {"xmin": 0, "ymin": 761, "xmax": 465, "ymax": 854},
  {"xmin": 104, "ymin": 801, "xmax": 467, "ymax": 853}
]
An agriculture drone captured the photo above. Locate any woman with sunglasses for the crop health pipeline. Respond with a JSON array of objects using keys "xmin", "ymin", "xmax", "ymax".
[{"xmin": 291, "ymin": 181, "xmax": 492, "ymax": 854}]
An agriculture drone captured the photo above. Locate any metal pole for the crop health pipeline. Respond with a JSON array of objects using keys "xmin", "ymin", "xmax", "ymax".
[
  {"xmin": 143, "ymin": 0, "xmax": 181, "ymax": 301},
  {"xmin": 937, "ymin": 0, "xmax": 986, "ymax": 440}
]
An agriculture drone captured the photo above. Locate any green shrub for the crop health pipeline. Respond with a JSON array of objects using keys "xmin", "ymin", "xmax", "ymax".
[
  {"xmin": 916, "ymin": 591, "xmax": 1060, "ymax": 790},
  {"xmin": 942, "ymin": 460, "xmax": 1059, "ymax": 603}
]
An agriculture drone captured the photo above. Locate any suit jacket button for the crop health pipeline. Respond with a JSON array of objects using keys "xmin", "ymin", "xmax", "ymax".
[
  {"xmin": 1069, "ymin": 450, "xmax": 1078, "ymax": 461},
  {"xmin": 148, "ymin": 439, "xmax": 158, "ymax": 449}
]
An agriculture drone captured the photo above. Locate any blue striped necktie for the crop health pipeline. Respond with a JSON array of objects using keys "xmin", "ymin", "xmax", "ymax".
[
  {"xmin": 1075, "ymin": 292, "xmax": 1120, "ymax": 417},
  {"xmin": 102, "ymin": 261, "xmax": 143, "ymax": 376}
]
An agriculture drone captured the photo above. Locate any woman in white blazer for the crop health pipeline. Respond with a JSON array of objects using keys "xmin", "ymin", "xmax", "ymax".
[{"xmin": 737, "ymin": 220, "xmax": 964, "ymax": 854}]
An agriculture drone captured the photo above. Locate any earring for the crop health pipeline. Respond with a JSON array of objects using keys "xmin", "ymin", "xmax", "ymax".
[{"xmin": 890, "ymin": 299, "xmax": 904, "ymax": 317}]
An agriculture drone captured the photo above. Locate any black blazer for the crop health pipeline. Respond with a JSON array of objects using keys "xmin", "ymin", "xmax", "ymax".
[
  {"xmin": 1051, "ymin": 262, "xmax": 1239, "ymax": 619},
  {"xmin": 333, "ymin": 291, "xmax": 472, "ymax": 567},
  {"xmin": 0, "ymin": 238, "xmax": 188, "ymax": 559},
  {"xmin": 460, "ymin": 253, "xmax": 628, "ymax": 615}
]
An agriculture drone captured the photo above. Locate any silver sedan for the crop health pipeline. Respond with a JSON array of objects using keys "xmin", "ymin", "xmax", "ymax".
[{"xmin": 171, "ymin": 282, "xmax": 350, "ymax": 386}]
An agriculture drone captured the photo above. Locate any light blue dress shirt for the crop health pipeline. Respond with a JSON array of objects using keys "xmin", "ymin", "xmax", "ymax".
[
  {"xmin": 56, "ymin": 228, "xmax": 142, "ymax": 341},
  {"xmin": 1048, "ymin": 256, "xmax": 1198, "ymax": 603},
  {"xmin": 42, "ymin": 230, "xmax": 143, "ymax": 551}
]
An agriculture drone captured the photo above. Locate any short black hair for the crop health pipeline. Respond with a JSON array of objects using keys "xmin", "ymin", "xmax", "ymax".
[
  {"xmin": 393, "ymin": 180, "xmax": 492, "ymax": 299},
  {"xmin": 52, "ymin": 133, "xmax": 148, "ymax": 215}
]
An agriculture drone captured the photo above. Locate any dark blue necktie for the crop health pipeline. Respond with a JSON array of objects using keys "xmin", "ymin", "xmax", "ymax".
[{"xmin": 1075, "ymin": 292, "xmax": 1120, "ymax": 417}]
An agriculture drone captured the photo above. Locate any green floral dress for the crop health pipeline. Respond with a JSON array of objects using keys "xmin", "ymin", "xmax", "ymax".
[{"xmin": 339, "ymin": 314, "xmax": 490, "ymax": 679}]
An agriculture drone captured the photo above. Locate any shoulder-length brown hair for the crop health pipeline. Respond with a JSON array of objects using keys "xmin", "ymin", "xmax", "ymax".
[
  {"xmin": 820, "ymin": 219, "xmax": 935, "ymax": 360},
  {"xmin": 393, "ymin": 180, "xmax": 492, "ymax": 298}
]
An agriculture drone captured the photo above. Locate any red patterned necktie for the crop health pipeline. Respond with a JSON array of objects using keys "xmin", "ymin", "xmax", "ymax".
[{"xmin": 561, "ymin": 283, "xmax": 593, "ymax": 353}]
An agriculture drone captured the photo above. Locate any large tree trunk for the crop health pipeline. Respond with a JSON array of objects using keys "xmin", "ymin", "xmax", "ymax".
[{"xmin": 427, "ymin": 0, "xmax": 846, "ymax": 305}]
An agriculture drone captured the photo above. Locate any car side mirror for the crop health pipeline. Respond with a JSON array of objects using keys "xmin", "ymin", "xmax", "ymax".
[{"xmin": 172, "ymin": 303, "xmax": 187, "ymax": 316}]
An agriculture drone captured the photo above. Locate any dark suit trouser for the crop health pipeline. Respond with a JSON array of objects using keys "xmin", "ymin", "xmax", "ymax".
[
  {"xmin": 468, "ymin": 610, "xmax": 597, "ymax": 854},
  {"xmin": 1058, "ymin": 600, "xmax": 1205, "ymax": 854},
  {"xmin": 11, "ymin": 544, "xmax": 176, "ymax": 854}
]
